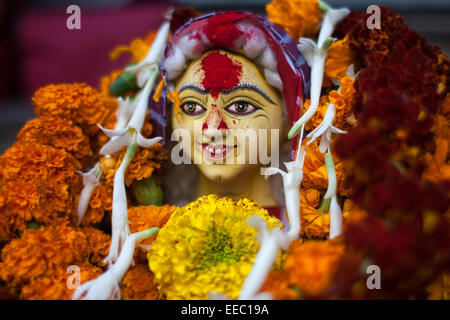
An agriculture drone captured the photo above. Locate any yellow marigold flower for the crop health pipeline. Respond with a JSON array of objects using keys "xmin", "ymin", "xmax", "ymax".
[
  {"xmin": 20, "ymin": 263, "xmax": 101, "ymax": 300},
  {"xmin": 0, "ymin": 220, "xmax": 89, "ymax": 287},
  {"xmin": 285, "ymin": 238, "xmax": 345, "ymax": 297},
  {"xmin": 17, "ymin": 115, "xmax": 93, "ymax": 166},
  {"xmin": 301, "ymin": 140, "xmax": 352, "ymax": 197},
  {"xmin": 300, "ymin": 188, "xmax": 366, "ymax": 239},
  {"xmin": 149, "ymin": 195, "xmax": 282, "ymax": 300},
  {"xmin": 266, "ymin": 0, "xmax": 322, "ymax": 41},
  {"xmin": 110, "ymin": 31, "xmax": 157, "ymax": 63},
  {"xmin": 32, "ymin": 83, "xmax": 115, "ymax": 136},
  {"xmin": 121, "ymin": 264, "xmax": 161, "ymax": 300},
  {"xmin": 325, "ymin": 35, "xmax": 356, "ymax": 80}
]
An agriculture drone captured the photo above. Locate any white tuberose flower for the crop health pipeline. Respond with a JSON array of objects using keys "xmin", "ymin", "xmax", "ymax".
[
  {"xmin": 125, "ymin": 20, "xmax": 170, "ymax": 88},
  {"xmin": 77, "ymin": 163, "xmax": 104, "ymax": 224},
  {"xmin": 288, "ymin": 7, "xmax": 350, "ymax": 139},
  {"xmin": 307, "ymin": 103, "xmax": 346, "ymax": 153}
]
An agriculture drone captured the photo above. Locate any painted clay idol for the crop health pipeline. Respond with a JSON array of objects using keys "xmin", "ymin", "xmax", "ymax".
[{"xmin": 152, "ymin": 12, "xmax": 310, "ymax": 217}]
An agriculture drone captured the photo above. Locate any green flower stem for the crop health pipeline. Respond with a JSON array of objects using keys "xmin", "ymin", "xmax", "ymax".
[
  {"xmin": 319, "ymin": 1, "xmax": 332, "ymax": 12},
  {"xmin": 320, "ymin": 37, "xmax": 334, "ymax": 51},
  {"xmin": 324, "ymin": 150, "xmax": 337, "ymax": 199},
  {"xmin": 318, "ymin": 198, "xmax": 331, "ymax": 213},
  {"xmin": 123, "ymin": 139, "xmax": 138, "ymax": 167}
]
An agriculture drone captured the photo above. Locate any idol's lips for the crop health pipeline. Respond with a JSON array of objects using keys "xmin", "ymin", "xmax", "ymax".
[{"xmin": 201, "ymin": 143, "xmax": 236, "ymax": 158}]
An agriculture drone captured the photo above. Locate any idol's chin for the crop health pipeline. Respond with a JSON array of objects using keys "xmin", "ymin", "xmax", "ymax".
[{"xmin": 196, "ymin": 162, "xmax": 249, "ymax": 184}]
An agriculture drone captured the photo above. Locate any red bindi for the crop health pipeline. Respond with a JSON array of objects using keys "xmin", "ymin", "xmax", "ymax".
[{"xmin": 200, "ymin": 51, "xmax": 242, "ymax": 100}]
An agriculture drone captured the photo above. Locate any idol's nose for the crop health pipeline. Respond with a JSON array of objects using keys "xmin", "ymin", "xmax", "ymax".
[{"xmin": 201, "ymin": 106, "xmax": 229, "ymax": 143}]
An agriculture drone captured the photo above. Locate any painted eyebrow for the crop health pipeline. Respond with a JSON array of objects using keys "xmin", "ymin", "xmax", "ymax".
[
  {"xmin": 222, "ymin": 82, "xmax": 275, "ymax": 105},
  {"xmin": 178, "ymin": 83, "xmax": 207, "ymax": 94}
]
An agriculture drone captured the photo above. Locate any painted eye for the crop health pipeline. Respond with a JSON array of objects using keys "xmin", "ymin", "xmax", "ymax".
[
  {"xmin": 181, "ymin": 102, "xmax": 206, "ymax": 115},
  {"xmin": 225, "ymin": 101, "xmax": 257, "ymax": 115}
]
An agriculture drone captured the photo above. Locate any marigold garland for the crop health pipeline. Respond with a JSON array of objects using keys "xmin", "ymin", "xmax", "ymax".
[
  {"xmin": 301, "ymin": 140, "xmax": 352, "ymax": 197},
  {"xmin": 0, "ymin": 221, "xmax": 89, "ymax": 287},
  {"xmin": 20, "ymin": 263, "xmax": 102, "ymax": 300},
  {"xmin": 32, "ymin": 83, "xmax": 116, "ymax": 137},
  {"xmin": 121, "ymin": 264, "xmax": 161, "ymax": 300},
  {"xmin": 17, "ymin": 115, "xmax": 93, "ymax": 167},
  {"xmin": 325, "ymin": 35, "xmax": 356, "ymax": 80},
  {"xmin": 0, "ymin": 141, "xmax": 82, "ymax": 238},
  {"xmin": 329, "ymin": 7, "xmax": 450, "ymax": 299},
  {"xmin": 300, "ymin": 188, "xmax": 367, "ymax": 239}
]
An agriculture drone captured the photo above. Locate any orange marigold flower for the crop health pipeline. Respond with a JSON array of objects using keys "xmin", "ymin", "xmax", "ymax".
[
  {"xmin": 20, "ymin": 263, "xmax": 101, "ymax": 300},
  {"xmin": 303, "ymin": 77, "xmax": 356, "ymax": 133},
  {"xmin": 125, "ymin": 143, "xmax": 168, "ymax": 186},
  {"xmin": 328, "ymin": 76, "xmax": 357, "ymax": 128},
  {"xmin": 301, "ymin": 140, "xmax": 351, "ymax": 197},
  {"xmin": 32, "ymin": 83, "xmax": 115, "ymax": 136},
  {"xmin": 266, "ymin": 0, "xmax": 322, "ymax": 41},
  {"xmin": 110, "ymin": 31, "xmax": 157, "ymax": 63},
  {"xmin": 303, "ymin": 95, "xmax": 329, "ymax": 131},
  {"xmin": 285, "ymin": 238, "xmax": 345, "ymax": 297},
  {"xmin": 128, "ymin": 204, "xmax": 176, "ymax": 264},
  {"xmin": 0, "ymin": 142, "xmax": 82, "ymax": 231},
  {"xmin": 325, "ymin": 35, "xmax": 356, "ymax": 80},
  {"xmin": 427, "ymin": 273, "xmax": 450, "ymax": 300},
  {"xmin": 17, "ymin": 115, "xmax": 93, "ymax": 166},
  {"xmin": 79, "ymin": 184, "xmax": 113, "ymax": 226},
  {"xmin": 300, "ymin": 188, "xmax": 366, "ymax": 239},
  {"xmin": 422, "ymin": 113, "xmax": 450, "ymax": 183},
  {"xmin": 260, "ymin": 269, "xmax": 299, "ymax": 300},
  {"xmin": 82, "ymin": 226, "xmax": 111, "ymax": 267},
  {"xmin": 128, "ymin": 204, "xmax": 176, "ymax": 246},
  {"xmin": 121, "ymin": 264, "xmax": 161, "ymax": 300},
  {"xmin": 0, "ymin": 220, "xmax": 89, "ymax": 287}
]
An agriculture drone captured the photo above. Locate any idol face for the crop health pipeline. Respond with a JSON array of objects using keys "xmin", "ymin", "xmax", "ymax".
[{"xmin": 171, "ymin": 49, "xmax": 283, "ymax": 183}]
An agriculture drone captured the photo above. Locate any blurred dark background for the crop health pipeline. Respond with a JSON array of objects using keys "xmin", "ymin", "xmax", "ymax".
[{"xmin": 0, "ymin": 0, "xmax": 449, "ymax": 153}]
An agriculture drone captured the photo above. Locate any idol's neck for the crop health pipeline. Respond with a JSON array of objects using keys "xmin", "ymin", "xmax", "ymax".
[{"xmin": 196, "ymin": 167, "xmax": 279, "ymax": 207}]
